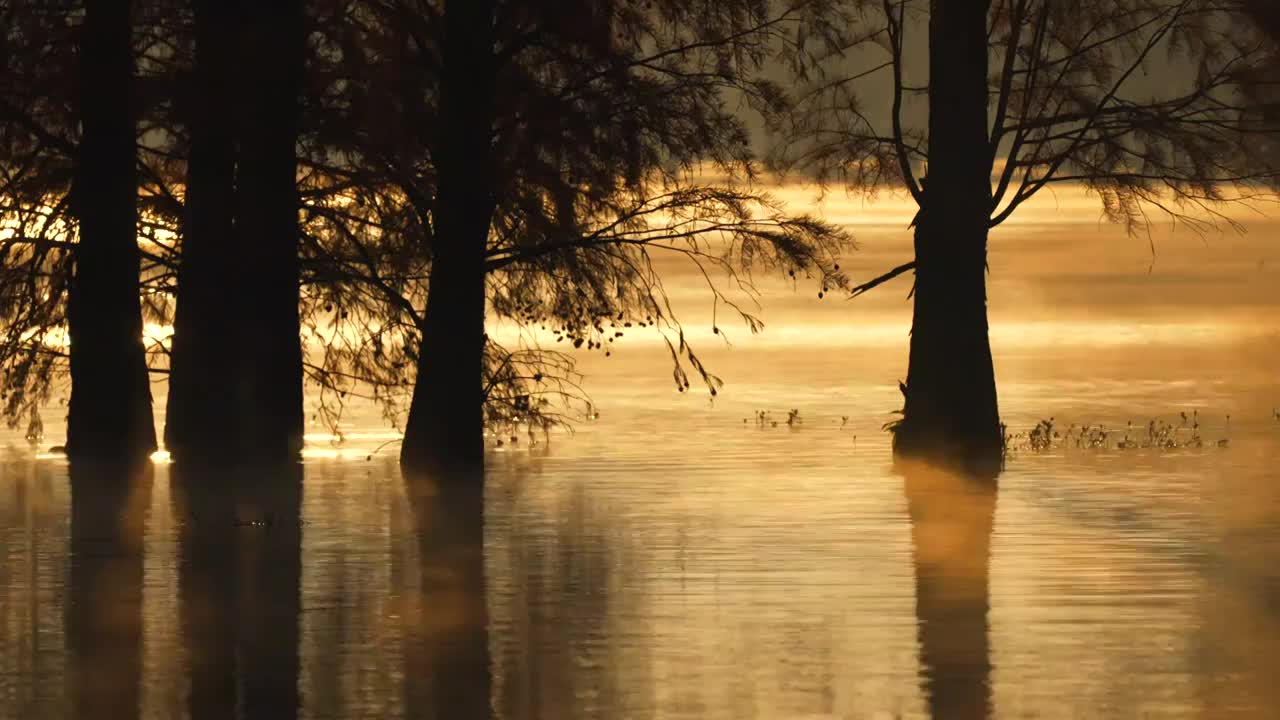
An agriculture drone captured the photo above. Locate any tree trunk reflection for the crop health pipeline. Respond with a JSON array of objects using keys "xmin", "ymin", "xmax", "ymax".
[
  {"xmin": 903, "ymin": 461, "xmax": 996, "ymax": 720},
  {"xmin": 401, "ymin": 470, "xmax": 492, "ymax": 719},
  {"xmin": 171, "ymin": 463, "xmax": 303, "ymax": 720},
  {"xmin": 66, "ymin": 462, "xmax": 152, "ymax": 719}
]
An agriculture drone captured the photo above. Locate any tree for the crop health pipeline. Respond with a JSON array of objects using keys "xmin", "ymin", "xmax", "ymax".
[
  {"xmin": 2, "ymin": 0, "xmax": 850, "ymax": 465},
  {"xmin": 65, "ymin": 0, "xmax": 157, "ymax": 459},
  {"xmin": 775, "ymin": 0, "xmax": 1280, "ymax": 473},
  {"xmin": 236, "ymin": 0, "xmax": 307, "ymax": 459},
  {"xmin": 1240, "ymin": 1, "xmax": 1280, "ymax": 171},
  {"xmin": 305, "ymin": 0, "xmax": 852, "ymax": 475},
  {"xmin": 166, "ymin": 0, "xmax": 306, "ymax": 462},
  {"xmin": 0, "ymin": 0, "xmax": 183, "ymax": 452},
  {"xmin": 0, "ymin": 0, "xmax": 80, "ymax": 440},
  {"xmin": 399, "ymin": 0, "xmax": 499, "ymax": 472},
  {"xmin": 164, "ymin": 0, "xmax": 240, "ymax": 461}
]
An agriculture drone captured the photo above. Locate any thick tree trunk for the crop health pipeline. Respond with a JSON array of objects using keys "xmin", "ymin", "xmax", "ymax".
[
  {"xmin": 165, "ymin": 0, "xmax": 240, "ymax": 461},
  {"xmin": 166, "ymin": 0, "xmax": 305, "ymax": 463},
  {"xmin": 895, "ymin": 0, "xmax": 1002, "ymax": 475},
  {"xmin": 66, "ymin": 0, "xmax": 157, "ymax": 460},
  {"xmin": 904, "ymin": 463, "xmax": 995, "ymax": 720},
  {"xmin": 236, "ymin": 0, "xmax": 305, "ymax": 459},
  {"xmin": 401, "ymin": 0, "xmax": 497, "ymax": 475}
]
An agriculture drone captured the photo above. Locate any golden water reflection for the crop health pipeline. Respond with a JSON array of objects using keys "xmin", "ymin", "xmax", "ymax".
[
  {"xmin": 0, "ymin": 429, "xmax": 1278, "ymax": 719},
  {"xmin": 903, "ymin": 462, "xmax": 996, "ymax": 720}
]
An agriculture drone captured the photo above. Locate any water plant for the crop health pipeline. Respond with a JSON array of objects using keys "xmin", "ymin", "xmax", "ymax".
[{"xmin": 1002, "ymin": 410, "xmax": 1234, "ymax": 456}]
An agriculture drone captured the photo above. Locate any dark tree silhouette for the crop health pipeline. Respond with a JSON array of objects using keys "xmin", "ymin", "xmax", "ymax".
[
  {"xmin": 236, "ymin": 0, "xmax": 307, "ymax": 459},
  {"xmin": 301, "ymin": 0, "xmax": 852, "ymax": 474},
  {"xmin": 165, "ymin": 0, "xmax": 241, "ymax": 461},
  {"xmin": 66, "ymin": 0, "xmax": 157, "ymax": 460},
  {"xmin": 399, "ymin": 0, "xmax": 499, "ymax": 472},
  {"xmin": 1, "ymin": 1, "xmax": 849, "ymax": 462},
  {"xmin": 0, "ymin": 0, "xmax": 79, "ymax": 438},
  {"xmin": 775, "ymin": 0, "xmax": 1280, "ymax": 472},
  {"xmin": 0, "ymin": 0, "xmax": 180, "ymax": 446},
  {"xmin": 167, "ymin": 0, "xmax": 306, "ymax": 462},
  {"xmin": 1240, "ymin": 0, "xmax": 1280, "ymax": 172},
  {"xmin": 903, "ymin": 0, "xmax": 1001, "ymax": 472}
]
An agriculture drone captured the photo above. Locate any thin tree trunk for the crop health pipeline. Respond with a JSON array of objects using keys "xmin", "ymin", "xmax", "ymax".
[
  {"xmin": 165, "ymin": 0, "xmax": 240, "ymax": 461},
  {"xmin": 401, "ymin": 0, "xmax": 497, "ymax": 475},
  {"xmin": 66, "ymin": 0, "xmax": 156, "ymax": 460},
  {"xmin": 895, "ymin": 0, "xmax": 1002, "ymax": 475},
  {"xmin": 236, "ymin": 0, "xmax": 305, "ymax": 460}
]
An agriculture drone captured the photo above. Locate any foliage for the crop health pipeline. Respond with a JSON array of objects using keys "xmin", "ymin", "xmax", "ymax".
[
  {"xmin": 0, "ymin": 0, "xmax": 857, "ymax": 437},
  {"xmin": 773, "ymin": 0, "xmax": 1280, "ymax": 263},
  {"xmin": 299, "ymin": 0, "xmax": 855, "ymax": 430}
]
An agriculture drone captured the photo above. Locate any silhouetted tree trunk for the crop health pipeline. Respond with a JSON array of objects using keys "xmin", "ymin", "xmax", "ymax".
[
  {"xmin": 236, "ymin": 0, "xmax": 305, "ymax": 459},
  {"xmin": 1246, "ymin": 1, "xmax": 1280, "ymax": 47},
  {"xmin": 894, "ymin": 0, "xmax": 1001, "ymax": 474},
  {"xmin": 1244, "ymin": 1, "xmax": 1280, "ymax": 172},
  {"xmin": 401, "ymin": 0, "xmax": 497, "ymax": 474},
  {"xmin": 166, "ymin": 0, "xmax": 240, "ymax": 461},
  {"xmin": 66, "ymin": 0, "xmax": 157, "ymax": 460},
  {"xmin": 167, "ymin": 0, "xmax": 305, "ymax": 462}
]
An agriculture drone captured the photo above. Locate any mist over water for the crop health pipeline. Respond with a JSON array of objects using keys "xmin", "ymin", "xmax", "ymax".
[{"xmin": 1, "ymin": 209, "xmax": 1278, "ymax": 718}]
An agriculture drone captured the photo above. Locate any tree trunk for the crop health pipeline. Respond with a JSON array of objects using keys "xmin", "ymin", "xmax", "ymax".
[
  {"xmin": 165, "ymin": 0, "xmax": 240, "ymax": 461},
  {"xmin": 166, "ymin": 0, "xmax": 305, "ymax": 463},
  {"xmin": 895, "ymin": 0, "xmax": 1002, "ymax": 476},
  {"xmin": 401, "ymin": 0, "xmax": 497, "ymax": 475},
  {"xmin": 236, "ymin": 0, "xmax": 305, "ymax": 459},
  {"xmin": 65, "ymin": 0, "xmax": 157, "ymax": 460}
]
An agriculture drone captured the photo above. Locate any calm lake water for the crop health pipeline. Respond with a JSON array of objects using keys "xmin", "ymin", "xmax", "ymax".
[{"xmin": 1, "ymin": 203, "xmax": 1278, "ymax": 718}]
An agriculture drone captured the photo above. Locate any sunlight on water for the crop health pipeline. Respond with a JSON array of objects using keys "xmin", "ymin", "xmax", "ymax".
[{"xmin": 0, "ymin": 214, "xmax": 1277, "ymax": 719}]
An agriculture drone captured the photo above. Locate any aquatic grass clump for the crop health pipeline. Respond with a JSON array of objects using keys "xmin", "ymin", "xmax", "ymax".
[
  {"xmin": 1002, "ymin": 409, "xmax": 1236, "ymax": 457},
  {"xmin": 744, "ymin": 409, "xmax": 805, "ymax": 429}
]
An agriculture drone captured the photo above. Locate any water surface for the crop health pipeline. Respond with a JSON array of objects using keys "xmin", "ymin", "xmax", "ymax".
[{"xmin": 1, "ymin": 212, "xmax": 1277, "ymax": 719}]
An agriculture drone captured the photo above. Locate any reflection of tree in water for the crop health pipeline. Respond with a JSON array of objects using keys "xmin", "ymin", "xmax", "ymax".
[
  {"xmin": 1194, "ymin": 472, "xmax": 1280, "ymax": 718},
  {"xmin": 298, "ymin": 459, "xmax": 404, "ymax": 718},
  {"xmin": 487, "ymin": 473, "xmax": 652, "ymax": 720},
  {"xmin": 170, "ymin": 463, "xmax": 302, "ymax": 720},
  {"xmin": 902, "ymin": 461, "xmax": 996, "ymax": 720},
  {"xmin": 400, "ymin": 470, "xmax": 491, "ymax": 720},
  {"xmin": 0, "ymin": 461, "xmax": 69, "ymax": 719},
  {"xmin": 65, "ymin": 461, "xmax": 151, "ymax": 720}
]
